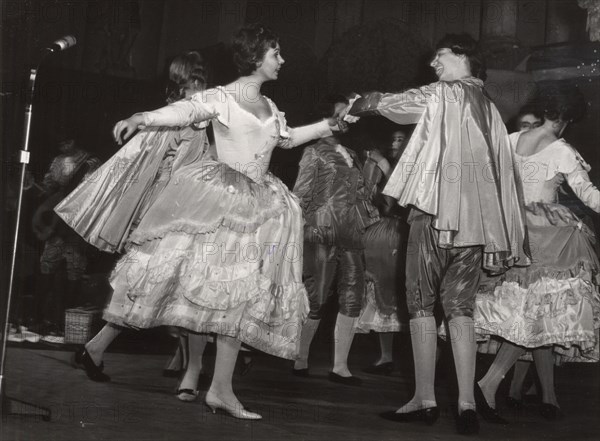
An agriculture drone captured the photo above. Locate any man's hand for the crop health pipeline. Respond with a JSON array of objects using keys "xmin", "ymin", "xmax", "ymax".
[
  {"xmin": 341, "ymin": 94, "xmax": 361, "ymax": 123},
  {"xmin": 347, "ymin": 92, "xmax": 383, "ymax": 117}
]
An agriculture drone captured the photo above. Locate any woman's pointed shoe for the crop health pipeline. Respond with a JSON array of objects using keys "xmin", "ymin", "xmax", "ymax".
[
  {"xmin": 204, "ymin": 393, "xmax": 262, "ymax": 420},
  {"xmin": 380, "ymin": 406, "xmax": 439, "ymax": 425},
  {"xmin": 177, "ymin": 389, "xmax": 199, "ymax": 402}
]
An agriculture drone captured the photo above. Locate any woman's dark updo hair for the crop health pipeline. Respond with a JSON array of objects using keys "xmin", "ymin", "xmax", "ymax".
[
  {"xmin": 435, "ymin": 33, "xmax": 487, "ymax": 81},
  {"xmin": 534, "ymin": 82, "xmax": 586, "ymax": 123},
  {"xmin": 517, "ymin": 104, "xmax": 544, "ymax": 121},
  {"xmin": 166, "ymin": 51, "xmax": 206, "ymax": 103},
  {"xmin": 231, "ymin": 23, "xmax": 279, "ymax": 76}
]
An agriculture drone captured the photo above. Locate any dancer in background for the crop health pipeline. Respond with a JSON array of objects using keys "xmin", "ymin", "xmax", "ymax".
[
  {"xmin": 58, "ymin": 24, "xmax": 347, "ymax": 419},
  {"xmin": 348, "ymin": 33, "xmax": 529, "ymax": 435},
  {"xmin": 33, "ymin": 134, "xmax": 100, "ymax": 341},
  {"xmin": 59, "ymin": 51, "xmax": 209, "ymax": 385},
  {"xmin": 475, "ymin": 83, "xmax": 600, "ymax": 422},
  {"xmin": 358, "ymin": 128, "xmax": 410, "ymax": 376},
  {"xmin": 292, "ymin": 94, "xmax": 379, "ymax": 386},
  {"xmin": 500, "ymin": 105, "xmax": 544, "ymax": 409},
  {"xmin": 513, "ymin": 106, "xmax": 543, "ymax": 132},
  {"xmin": 160, "ymin": 51, "xmax": 213, "ymax": 398}
]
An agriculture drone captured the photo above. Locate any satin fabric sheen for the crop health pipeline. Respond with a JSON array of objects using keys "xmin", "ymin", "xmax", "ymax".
[
  {"xmin": 55, "ymin": 126, "xmax": 206, "ymax": 253},
  {"xmin": 53, "ymin": 88, "xmax": 331, "ymax": 359},
  {"xmin": 349, "ymin": 78, "xmax": 530, "ymax": 274}
]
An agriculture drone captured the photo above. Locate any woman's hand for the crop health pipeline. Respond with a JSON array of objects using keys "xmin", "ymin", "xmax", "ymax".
[
  {"xmin": 112, "ymin": 113, "xmax": 145, "ymax": 145},
  {"xmin": 327, "ymin": 117, "xmax": 349, "ymax": 133}
]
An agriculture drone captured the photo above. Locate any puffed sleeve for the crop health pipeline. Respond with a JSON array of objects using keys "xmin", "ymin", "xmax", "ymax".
[
  {"xmin": 567, "ymin": 170, "xmax": 600, "ymax": 212},
  {"xmin": 274, "ymin": 105, "xmax": 332, "ymax": 149},
  {"xmin": 508, "ymin": 131, "xmax": 521, "ymax": 147},
  {"xmin": 555, "ymin": 142, "xmax": 600, "ymax": 212},
  {"xmin": 142, "ymin": 88, "xmax": 223, "ymax": 128},
  {"xmin": 348, "ymin": 83, "xmax": 436, "ymax": 125},
  {"xmin": 292, "ymin": 146, "xmax": 320, "ymax": 210}
]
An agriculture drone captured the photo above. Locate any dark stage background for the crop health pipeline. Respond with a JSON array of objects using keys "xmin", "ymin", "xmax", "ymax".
[
  {"xmin": 1, "ymin": 2, "xmax": 600, "ymax": 439},
  {"xmin": 2, "ymin": 0, "xmax": 600, "ymax": 336},
  {"xmin": 3, "ymin": 1, "xmax": 600, "ymax": 180}
]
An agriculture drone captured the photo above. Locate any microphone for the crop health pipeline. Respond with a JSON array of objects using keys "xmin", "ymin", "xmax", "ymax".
[{"xmin": 45, "ymin": 35, "xmax": 77, "ymax": 53}]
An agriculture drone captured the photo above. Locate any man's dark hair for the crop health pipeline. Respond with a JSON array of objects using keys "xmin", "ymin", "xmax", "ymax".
[{"xmin": 435, "ymin": 33, "xmax": 487, "ymax": 81}]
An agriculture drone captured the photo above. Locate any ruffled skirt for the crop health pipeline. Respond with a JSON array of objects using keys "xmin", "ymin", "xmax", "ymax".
[
  {"xmin": 56, "ymin": 128, "xmax": 308, "ymax": 360},
  {"xmin": 104, "ymin": 160, "xmax": 308, "ymax": 359},
  {"xmin": 475, "ymin": 202, "xmax": 600, "ymax": 363},
  {"xmin": 356, "ymin": 217, "xmax": 409, "ymax": 333}
]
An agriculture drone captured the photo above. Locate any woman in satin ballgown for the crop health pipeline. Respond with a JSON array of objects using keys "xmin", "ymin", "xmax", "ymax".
[
  {"xmin": 58, "ymin": 24, "xmax": 347, "ymax": 419},
  {"xmin": 475, "ymin": 83, "xmax": 600, "ymax": 422}
]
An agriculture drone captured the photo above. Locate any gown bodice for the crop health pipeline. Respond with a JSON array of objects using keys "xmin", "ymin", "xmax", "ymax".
[
  {"xmin": 514, "ymin": 148, "xmax": 567, "ymax": 205},
  {"xmin": 511, "ymin": 132, "xmax": 600, "ymax": 212},
  {"xmin": 209, "ymin": 88, "xmax": 280, "ymax": 180},
  {"xmin": 141, "ymin": 86, "xmax": 332, "ymax": 183}
]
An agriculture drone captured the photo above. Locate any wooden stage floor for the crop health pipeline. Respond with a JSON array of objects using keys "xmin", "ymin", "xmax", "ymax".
[{"xmin": 2, "ymin": 333, "xmax": 599, "ymax": 441}]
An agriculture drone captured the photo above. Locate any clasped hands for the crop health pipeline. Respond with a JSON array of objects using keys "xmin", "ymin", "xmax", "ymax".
[
  {"xmin": 113, "ymin": 92, "xmax": 372, "ymax": 144},
  {"xmin": 326, "ymin": 93, "xmax": 362, "ymax": 133}
]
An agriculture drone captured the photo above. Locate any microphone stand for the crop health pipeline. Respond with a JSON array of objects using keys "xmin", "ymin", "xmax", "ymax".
[{"xmin": 1, "ymin": 54, "xmax": 52, "ymax": 421}]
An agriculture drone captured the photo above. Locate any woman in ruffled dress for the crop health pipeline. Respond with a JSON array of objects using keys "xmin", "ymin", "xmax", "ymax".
[
  {"xmin": 475, "ymin": 83, "xmax": 600, "ymax": 422},
  {"xmin": 62, "ymin": 49, "xmax": 210, "ymax": 384},
  {"xmin": 160, "ymin": 51, "xmax": 213, "ymax": 388},
  {"xmin": 357, "ymin": 129, "xmax": 410, "ymax": 375},
  {"xmin": 57, "ymin": 23, "xmax": 345, "ymax": 420}
]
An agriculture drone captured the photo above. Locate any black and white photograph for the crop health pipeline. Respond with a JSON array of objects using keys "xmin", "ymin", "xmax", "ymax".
[{"xmin": 1, "ymin": 1, "xmax": 599, "ymax": 439}]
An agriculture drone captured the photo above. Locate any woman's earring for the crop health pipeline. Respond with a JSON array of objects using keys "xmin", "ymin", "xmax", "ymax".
[
  {"xmin": 553, "ymin": 120, "xmax": 567, "ymax": 136},
  {"xmin": 559, "ymin": 122, "xmax": 569, "ymax": 136}
]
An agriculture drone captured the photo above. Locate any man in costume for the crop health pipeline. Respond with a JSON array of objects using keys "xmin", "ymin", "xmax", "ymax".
[
  {"xmin": 292, "ymin": 95, "xmax": 379, "ymax": 385},
  {"xmin": 348, "ymin": 33, "xmax": 529, "ymax": 434}
]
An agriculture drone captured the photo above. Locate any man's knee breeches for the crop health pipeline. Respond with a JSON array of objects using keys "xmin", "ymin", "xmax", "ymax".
[
  {"xmin": 303, "ymin": 242, "xmax": 365, "ymax": 320},
  {"xmin": 405, "ymin": 215, "xmax": 482, "ymax": 321}
]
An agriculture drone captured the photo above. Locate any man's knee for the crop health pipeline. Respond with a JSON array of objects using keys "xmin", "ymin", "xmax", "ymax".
[{"xmin": 338, "ymin": 296, "xmax": 362, "ymax": 318}]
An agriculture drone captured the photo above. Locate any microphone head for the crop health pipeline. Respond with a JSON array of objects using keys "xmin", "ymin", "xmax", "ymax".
[
  {"xmin": 46, "ymin": 35, "xmax": 77, "ymax": 52},
  {"xmin": 54, "ymin": 35, "xmax": 77, "ymax": 50}
]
